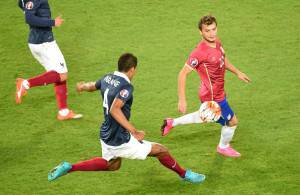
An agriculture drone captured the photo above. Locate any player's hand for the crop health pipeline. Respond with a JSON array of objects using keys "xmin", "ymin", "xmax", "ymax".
[
  {"xmin": 76, "ymin": 81, "xmax": 85, "ymax": 93},
  {"xmin": 132, "ymin": 131, "xmax": 145, "ymax": 141},
  {"xmin": 55, "ymin": 15, "xmax": 64, "ymax": 27},
  {"xmin": 178, "ymin": 99, "xmax": 187, "ymax": 114},
  {"xmin": 237, "ymin": 72, "xmax": 251, "ymax": 83}
]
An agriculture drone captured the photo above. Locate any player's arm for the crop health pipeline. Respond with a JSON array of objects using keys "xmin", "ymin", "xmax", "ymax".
[
  {"xmin": 24, "ymin": 8, "xmax": 55, "ymax": 27},
  {"xmin": 178, "ymin": 64, "xmax": 193, "ymax": 113},
  {"xmin": 76, "ymin": 81, "xmax": 98, "ymax": 92},
  {"xmin": 23, "ymin": 1, "xmax": 63, "ymax": 27},
  {"xmin": 225, "ymin": 57, "xmax": 251, "ymax": 83},
  {"xmin": 25, "ymin": 12, "xmax": 63, "ymax": 27},
  {"xmin": 110, "ymin": 98, "xmax": 145, "ymax": 141}
]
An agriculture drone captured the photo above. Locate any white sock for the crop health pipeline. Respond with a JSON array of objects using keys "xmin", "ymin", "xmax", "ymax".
[
  {"xmin": 22, "ymin": 80, "xmax": 30, "ymax": 90},
  {"xmin": 218, "ymin": 125, "xmax": 237, "ymax": 149},
  {"xmin": 59, "ymin": 108, "xmax": 70, "ymax": 116},
  {"xmin": 173, "ymin": 111, "xmax": 204, "ymax": 126}
]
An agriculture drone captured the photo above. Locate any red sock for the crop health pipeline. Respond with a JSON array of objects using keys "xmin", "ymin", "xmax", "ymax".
[
  {"xmin": 54, "ymin": 81, "xmax": 67, "ymax": 110},
  {"xmin": 158, "ymin": 154, "xmax": 186, "ymax": 178},
  {"xmin": 68, "ymin": 157, "xmax": 109, "ymax": 172},
  {"xmin": 28, "ymin": 71, "xmax": 61, "ymax": 88}
]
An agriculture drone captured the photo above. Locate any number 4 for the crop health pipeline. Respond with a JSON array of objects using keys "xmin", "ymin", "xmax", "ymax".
[{"xmin": 103, "ymin": 88, "xmax": 109, "ymax": 114}]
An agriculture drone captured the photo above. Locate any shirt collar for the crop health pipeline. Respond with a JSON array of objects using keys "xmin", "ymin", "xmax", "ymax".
[{"xmin": 114, "ymin": 71, "xmax": 130, "ymax": 83}]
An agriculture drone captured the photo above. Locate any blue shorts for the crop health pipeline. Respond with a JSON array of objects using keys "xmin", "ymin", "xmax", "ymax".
[{"xmin": 216, "ymin": 98, "xmax": 234, "ymax": 126}]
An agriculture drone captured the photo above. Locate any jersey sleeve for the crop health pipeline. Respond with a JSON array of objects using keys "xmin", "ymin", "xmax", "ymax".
[
  {"xmin": 185, "ymin": 49, "xmax": 205, "ymax": 69},
  {"xmin": 24, "ymin": 0, "xmax": 55, "ymax": 27},
  {"xmin": 116, "ymin": 85, "xmax": 133, "ymax": 103},
  {"xmin": 95, "ymin": 79, "xmax": 101, "ymax": 90}
]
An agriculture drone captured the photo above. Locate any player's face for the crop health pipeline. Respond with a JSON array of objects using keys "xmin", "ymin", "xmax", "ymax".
[
  {"xmin": 128, "ymin": 67, "xmax": 137, "ymax": 80},
  {"xmin": 200, "ymin": 22, "xmax": 217, "ymax": 43}
]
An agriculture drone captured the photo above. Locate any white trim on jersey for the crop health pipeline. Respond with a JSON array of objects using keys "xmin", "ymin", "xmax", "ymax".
[
  {"xmin": 203, "ymin": 63, "xmax": 214, "ymax": 101},
  {"xmin": 185, "ymin": 63, "xmax": 194, "ymax": 70},
  {"xmin": 114, "ymin": 71, "xmax": 130, "ymax": 83}
]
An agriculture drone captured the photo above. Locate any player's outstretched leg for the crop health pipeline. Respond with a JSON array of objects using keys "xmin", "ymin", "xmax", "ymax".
[
  {"xmin": 161, "ymin": 111, "xmax": 204, "ymax": 136},
  {"xmin": 161, "ymin": 118, "xmax": 174, "ymax": 136},
  {"xmin": 149, "ymin": 143, "xmax": 205, "ymax": 183},
  {"xmin": 15, "ymin": 71, "xmax": 61, "ymax": 104},
  {"xmin": 48, "ymin": 157, "xmax": 120, "ymax": 181},
  {"xmin": 48, "ymin": 161, "xmax": 72, "ymax": 181},
  {"xmin": 16, "ymin": 78, "xmax": 27, "ymax": 104}
]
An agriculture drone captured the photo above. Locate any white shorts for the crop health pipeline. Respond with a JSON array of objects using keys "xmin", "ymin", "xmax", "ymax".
[
  {"xmin": 100, "ymin": 135, "xmax": 153, "ymax": 161},
  {"xmin": 28, "ymin": 41, "xmax": 68, "ymax": 74}
]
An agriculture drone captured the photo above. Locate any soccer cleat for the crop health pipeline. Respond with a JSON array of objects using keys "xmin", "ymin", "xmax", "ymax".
[
  {"xmin": 183, "ymin": 170, "xmax": 206, "ymax": 183},
  {"xmin": 217, "ymin": 146, "xmax": 241, "ymax": 157},
  {"xmin": 48, "ymin": 161, "xmax": 72, "ymax": 181},
  {"xmin": 16, "ymin": 78, "xmax": 27, "ymax": 104},
  {"xmin": 161, "ymin": 118, "xmax": 174, "ymax": 136},
  {"xmin": 57, "ymin": 110, "xmax": 83, "ymax": 121}
]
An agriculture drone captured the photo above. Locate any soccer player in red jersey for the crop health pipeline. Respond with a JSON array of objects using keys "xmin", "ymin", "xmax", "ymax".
[{"xmin": 161, "ymin": 15, "xmax": 251, "ymax": 157}]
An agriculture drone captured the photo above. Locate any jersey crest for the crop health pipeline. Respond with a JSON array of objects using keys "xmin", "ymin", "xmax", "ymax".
[
  {"xmin": 25, "ymin": 1, "xmax": 34, "ymax": 9},
  {"xmin": 120, "ymin": 89, "xmax": 129, "ymax": 98},
  {"xmin": 190, "ymin": 58, "xmax": 199, "ymax": 67}
]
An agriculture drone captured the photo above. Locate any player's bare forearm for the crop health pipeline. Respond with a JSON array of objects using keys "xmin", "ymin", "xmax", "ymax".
[
  {"xmin": 110, "ymin": 98, "xmax": 138, "ymax": 134},
  {"xmin": 76, "ymin": 81, "xmax": 97, "ymax": 92},
  {"xmin": 225, "ymin": 58, "xmax": 251, "ymax": 83},
  {"xmin": 177, "ymin": 65, "xmax": 193, "ymax": 113},
  {"xmin": 225, "ymin": 58, "xmax": 240, "ymax": 75},
  {"xmin": 178, "ymin": 65, "xmax": 193, "ymax": 100}
]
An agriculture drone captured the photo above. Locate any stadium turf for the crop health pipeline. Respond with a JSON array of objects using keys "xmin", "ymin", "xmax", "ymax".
[{"xmin": 0, "ymin": 0, "xmax": 299, "ymax": 194}]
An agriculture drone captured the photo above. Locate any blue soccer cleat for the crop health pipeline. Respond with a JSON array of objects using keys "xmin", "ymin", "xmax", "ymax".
[
  {"xmin": 48, "ymin": 161, "xmax": 72, "ymax": 181},
  {"xmin": 183, "ymin": 170, "xmax": 206, "ymax": 183}
]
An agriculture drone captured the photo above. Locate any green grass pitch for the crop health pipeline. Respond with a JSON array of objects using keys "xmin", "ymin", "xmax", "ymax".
[{"xmin": 1, "ymin": 0, "xmax": 300, "ymax": 194}]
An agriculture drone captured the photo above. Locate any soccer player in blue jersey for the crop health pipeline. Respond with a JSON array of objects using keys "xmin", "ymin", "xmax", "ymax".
[
  {"xmin": 48, "ymin": 53, "xmax": 205, "ymax": 184},
  {"xmin": 16, "ymin": 0, "xmax": 82, "ymax": 120}
]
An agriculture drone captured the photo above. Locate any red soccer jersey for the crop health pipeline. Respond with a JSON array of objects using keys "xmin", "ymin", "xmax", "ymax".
[{"xmin": 186, "ymin": 39, "xmax": 226, "ymax": 102}]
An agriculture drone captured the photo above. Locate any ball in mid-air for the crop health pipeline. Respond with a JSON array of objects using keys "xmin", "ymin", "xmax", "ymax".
[{"xmin": 199, "ymin": 101, "xmax": 221, "ymax": 122}]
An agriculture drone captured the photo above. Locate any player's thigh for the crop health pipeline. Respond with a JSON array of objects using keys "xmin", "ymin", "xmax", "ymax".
[
  {"xmin": 148, "ymin": 143, "xmax": 168, "ymax": 157},
  {"xmin": 217, "ymin": 99, "xmax": 235, "ymax": 126},
  {"xmin": 28, "ymin": 43, "xmax": 48, "ymax": 68},
  {"xmin": 44, "ymin": 41, "xmax": 68, "ymax": 73},
  {"xmin": 101, "ymin": 137, "xmax": 152, "ymax": 161}
]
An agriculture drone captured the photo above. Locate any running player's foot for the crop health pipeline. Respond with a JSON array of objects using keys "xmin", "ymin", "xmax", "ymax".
[
  {"xmin": 183, "ymin": 170, "xmax": 206, "ymax": 183},
  {"xmin": 217, "ymin": 145, "xmax": 241, "ymax": 157},
  {"xmin": 57, "ymin": 110, "xmax": 83, "ymax": 121},
  {"xmin": 161, "ymin": 118, "xmax": 174, "ymax": 136},
  {"xmin": 16, "ymin": 78, "xmax": 27, "ymax": 104},
  {"xmin": 48, "ymin": 161, "xmax": 72, "ymax": 181}
]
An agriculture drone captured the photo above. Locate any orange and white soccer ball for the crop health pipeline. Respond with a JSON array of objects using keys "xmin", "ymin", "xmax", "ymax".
[{"xmin": 199, "ymin": 101, "xmax": 222, "ymax": 122}]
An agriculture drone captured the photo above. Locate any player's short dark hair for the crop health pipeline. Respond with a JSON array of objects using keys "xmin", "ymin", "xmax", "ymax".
[
  {"xmin": 118, "ymin": 53, "xmax": 138, "ymax": 72},
  {"xmin": 198, "ymin": 15, "xmax": 217, "ymax": 31}
]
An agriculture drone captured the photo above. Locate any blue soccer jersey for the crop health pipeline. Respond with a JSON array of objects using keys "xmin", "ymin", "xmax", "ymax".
[
  {"xmin": 95, "ymin": 71, "xmax": 133, "ymax": 146},
  {"xmin": 18, "ymin": 0, "xmax": 55, "ymax": 44}
]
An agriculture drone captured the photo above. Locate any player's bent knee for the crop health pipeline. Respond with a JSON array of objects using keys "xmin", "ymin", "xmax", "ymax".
[
  {"xmin": 59, "ymin": 73, "xmax": 68, "ymax": 82},
  {"xmin": 150, "ymin": 143, "xmax": 168, "ymax": 156},
  {"xmin": 107, "ymin": 158, "xmax": 122, "ymax": 171},
  {"xmin": 229, "ymin": 115, "xmax": 238, "ymax": 127}
]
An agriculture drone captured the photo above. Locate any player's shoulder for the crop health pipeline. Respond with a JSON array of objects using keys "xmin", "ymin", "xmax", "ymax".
[
  {"xmin": 215, "ymin": 37, "xmax": 223, "ymax": 45},
  {"xmin": 189, "ymin": 41, "xmax": 207, "ymax": 58},
  {"xmin": 22, "ymin": 0, "xmax": 42, "ymax": 11}
]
